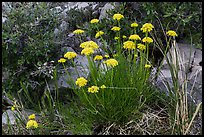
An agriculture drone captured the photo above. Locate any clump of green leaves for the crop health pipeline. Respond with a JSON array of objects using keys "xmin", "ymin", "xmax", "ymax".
[{"xmin": 2, "ymin": 2, "xmax": 60, "ymax": 106}]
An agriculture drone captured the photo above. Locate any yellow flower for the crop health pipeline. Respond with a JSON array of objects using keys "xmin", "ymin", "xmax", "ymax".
[
  {"xmin": 114, "ymin": 36, "xmax": 120, "ymax": 40},
  {"xmin": 142, "ymin": 37, "xmax": 153, "ymax": 43},
  {"xmin": 64, "ymin": 52, "xmax": 77, "ymax": 59},
  {"xmin": 104, "ymin": 59, "xmax": 118, "ymax": 68},
  {"xmin": 28, "ymin": 114, "xmax": 36, "ymax": 120},
  {"xmin": 100, "ymin": 85, "xmax": 106, "ymax": 89},
  {"xmin": 122, "ymin": 35, "xmax": 127, "ymax": 39},
  {"xmin": 90, "ymin": 19, "xmax": 99, "ymax": 24},
  {"xmin": 75, "ymin": 77, "xmax": 88, "ymax": 87},
  {"xmin": 113, "ymin": 13, "xmax": 124, "ymax": 21},
  {"xmin": 88, "ymin": 86, "xmax": 99, "ymax": 93},
  {"xmin": 137, "ymin": 43, "xmax": 146, "ymax": 51},
  {"xmin": 166, "ymin": 30, "xmax": 178, "ymax": 37},
  {"xmin": 73, "ymin": 29, "xmax": 84, "ymax": 34},
  {"xmin": 141, "ymin": 23, "xmax": 154, "ymax": 33},
  {"xmin": 94, "ymin": 55, "xmax": 103, "ymax": 61},
  {"xmin": 26, "ymin": 120, "xmax": 38, "ymax": 129},
  {"xmin": 131, "ymin": 22, "xmax": 138, "ymax": 27},
  {"xmin": 11, "ymin": 105, "xmax": 15, "ymax": 111},
  {"xmin": 81, "ymin": 48, "xmax": 94, "ymax": 56},
  {"xmin": 129, "ymin": 34, "xmax": 141, "ymax": 40},
  {"xmin": 145, "ymin": 64, "xmax": 151, "ymax": 68},
  {"xmin": 123, "ymin": 41, "xmax": 136, "ymax": 50},
  {"xmin": 95, "ymin": 31, "xmax": 104, "ymax": 38},
  {"xmin": 111, "ymin": 26, "xmax": 121, "ymax": 31},
  {"xmin": 80, "ymin": 41, "xmax": 99, "ymax": 49},
  {"xmin": 104, "ymin": 54, "xmax": 110, "ymax": 58},
  {"xmin": 58, "ymin": 58, "xmax": 66, "ymax": 63}
]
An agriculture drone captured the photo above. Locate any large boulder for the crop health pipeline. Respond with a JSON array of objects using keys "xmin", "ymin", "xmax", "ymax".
[{"xmin": 151, "ymin": 43, "xmax": 202, "ymax": 104}]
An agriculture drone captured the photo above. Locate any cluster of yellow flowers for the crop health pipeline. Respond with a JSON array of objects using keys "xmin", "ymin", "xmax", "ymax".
[
  {"xmin": 88, "ymin": 86, "xmax": 99, "ymax": 93},
  {"xmin": 94, "ymin": 55, "xmax": 103, "ymax": 61},
  {"xmin": 103, "ymin": 59, "xmax": 118, "ymax": 68},
  {"xmin": 75, "ymin": 77, "xmax": 88, "ymax": 87},
  {"xmin": 58, "ymin": 58, "xmax": 66, "ymax": 63},
  {"xmin": 64, "ymin": 52, "xmax": 77, "ymax": 59},
  {"xmin": 90, "ymin": 19, "xmax": 99, "ymax": 24},
  {"xmin": 123, "ymin": 41, "xmax": 136, "ymax": 50},
  {"xmin": 141, "ymin": 23, "xmax": 154, "ymax": 33},
  {"xmin": 113, "ymin": 13, "xmax": 124, "ymax": 21},
  {"xmin": 80, "ymin": 41, "xmax": 99, "ymax": 49},
  {"xmin": 142, "ymin": 37, "xmax": 153, "ymax": 43},
  {"xmin": 145, "ymin": 64, "xmax": 151, "ymax": 68},
  {"xmin": 95, "ymin": 31, "xmax": 104, "ymax": 39},
  {"xmin": 137, "ymin": 43, "xmax": 146, "ymax": 51},
  {"xmin": 114, "ymin": 36, "xmax": 120, "ymax": 40},
  {"xmin": 26, "ymin": 114, "xmax": 38, "ymax": 129},
  {"xmin": 81, "ymin": 47, "xmax": 94, "ymax": 56},
  {"xmin": 73, "ymin": 29, "xmax": 84, "ymax": 34},
  {"xmin": 111, "ymin": 26, "xmax": 121, "ymax": 31},
  {"xmin": 122, "ymin": 35, "xmax": 127, "ymax": 39},
  {"xmin": 104, "ymin": 54, "xmax": 110, "ymax": 58},
  {"xmin": 166, "ymin": 30, "xmax": 178, "ymax": 37},
  {"xmin": 129, "ymin": 34, "xmax": 141, "ymax": 41},
  {"xmin": 131, "ymin": 22, "xmax": 138, "ymax": 28}
]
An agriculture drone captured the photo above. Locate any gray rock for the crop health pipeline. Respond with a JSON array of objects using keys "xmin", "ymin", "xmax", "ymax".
[
  {"xmin": 2, "ymin": 110, "xmax": 17, "ymax": 125},
  {"xmin": 151, "ymin": 43, "xmax": 202, "ymax": 104},
  {"xmin": 99, "ymin": 3, "xmax": 120, "ymax": 20},
  {"xmin": 60, "ymin": 21, "xmax": 68, "ymax": 31},
  {"xmin": 46, "ymin": 54, "xmax": 89, "ymax": 91}
]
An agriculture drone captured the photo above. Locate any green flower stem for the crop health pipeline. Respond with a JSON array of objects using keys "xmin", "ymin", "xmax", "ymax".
[
  {"xmin": 118, "ymin": 21, "xmax": 121, "ymax": 52},
  {"xmin": 111, "ymin": 68, "xmax": 114, "ymax": 87},
  {"xmin": 82, "ymin": 88, "xmax": 108, "ymax": 120},
  {"xmin": 62, "ymin": 63, "xmax": 75, "ymax": 88},
  {"xmin": 94, "ymin": 93, "xmax": 105, "ymax": 109},
  {"xmin": 87, "ymin": 55, "xmax": 97, "ymax": 85},
  {"xmin": 71, "ymin": 59, "xmax": 80, "ymax": 77}
]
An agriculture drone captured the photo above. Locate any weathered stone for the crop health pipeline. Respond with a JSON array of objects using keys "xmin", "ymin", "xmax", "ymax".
[
  {"xmin": 151, "ymin": 43, "xmax": 202, "ymax": 104},
  {"xmin": 99, "ymin": 3, "xmax": 120, "ymax": 20}
]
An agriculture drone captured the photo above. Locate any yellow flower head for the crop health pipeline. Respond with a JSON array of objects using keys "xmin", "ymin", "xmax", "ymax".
[
  {"xmin": 75, "ymin": 77, "xmax": 88, "ymax": 87},
  {"xmin": 11, "ymin": 105, "xmax": 15, "ymax": 111},
  {"xmin": 58, "ymin": 58, "xmax": 66, "ymax": 63},
  {"xmin": 88, "ymin": 86, "xmax": 99, "ymax": 93},
  {"xmin": 111, "ymin": 26, "xmax": 121, "ymax": 31},
  {"xmin": 141, "ymin": 23, "xmax": 154, "ymax": 33},
  {"xmin": 137, "ymin": 43, "xmax": 146, "ymax": 51},
  {"xmin": 94, "ymin": 55, "xmax": 103, "ymax": 61},
  {"xmin": 122, "ymin": 35, "xmax": 127, "ymax": 39},
  {"xmin": 166, "ymin": 30, "xmax": 178, "ymax": 37},
  {"xmin": 123, "ymin": 41, "xmax": 136, "ymax": 50},
  {"xmin": 26, "ymin": 120, "xmax": 38, "ymax": 129},
  {"xmin": 73, "ymin": 29, "xmax": 84, "ymax": 34},
  {"xmin": 81, "ymin": 48, "xmax": 94, "ymax": 56},
  {"xmin": 114, "ymin": 36, "xmax": 120, "ymax": 40},
  {"xmin": 113, "ymin": 13, "xmax": 124, "ymax": 21},
  {"xmin": 131, "ymin": 22, "xmax": 139, "ymax": 27},
  {"xmin": 95, "ymin": 31, "xmax": 104, "ymax": 38},
  {"xmin": 103, "ymin": 59, "xmax": 118, "ymax": 68},
  {"xmin": 64, "ymin": 52, "xmax": 77, "ymax": 59},
  {"xmin": 80, "ymin": 41, "xmax": 99, "ymax": 49},
  {"xmin": 104, "ymin": 54, "xmax": 110, "ymax": 58},
  {"xmin": 142, "ymin": 37, "xmax": 153, "ymax": 43},
  {"xmin": 28, "ymin": 114, "xmax": 36, "ymax": 120},
  {"xmin": 145, "ymin": 64, "xmax": 151, "ymax": 68},
  {"xmin": 90, "ymin": 19, "xmax": 99, "ymax": 24},
  {"xmin": 100, "ymin": 85, "xmax": 106, "ymax": 89},
  {"xmin": 129, "ymin": 34, "xmax": 141, "ymax": 41}
]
